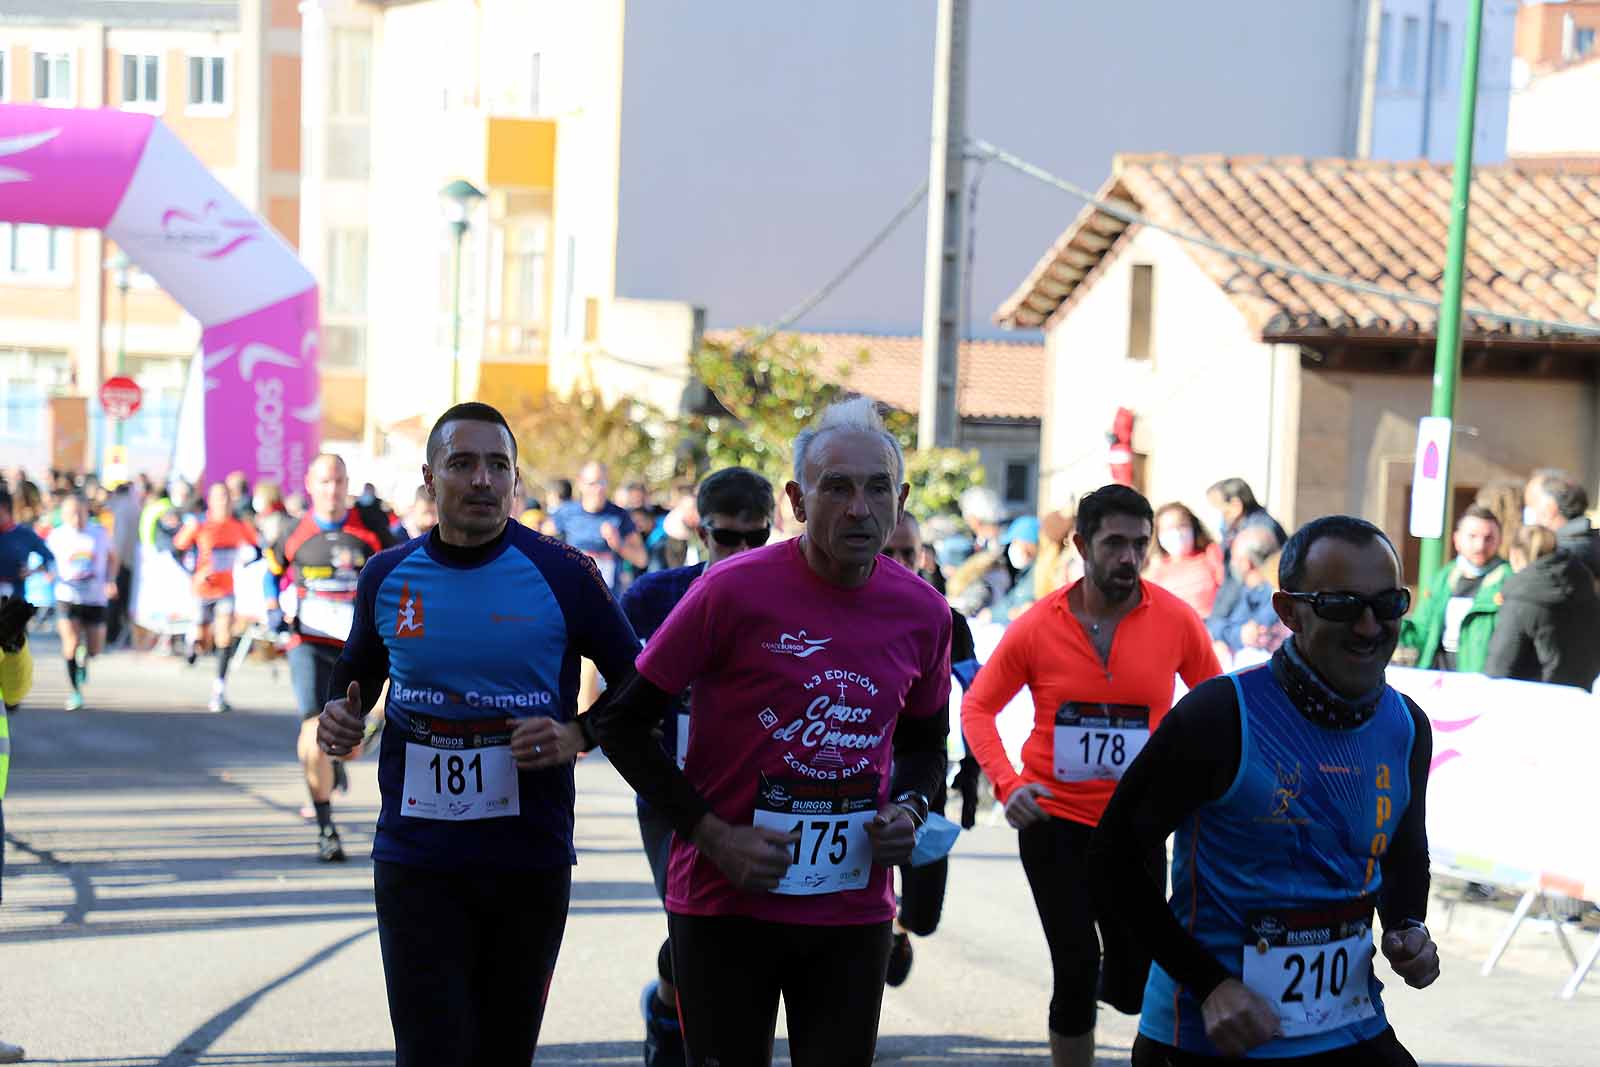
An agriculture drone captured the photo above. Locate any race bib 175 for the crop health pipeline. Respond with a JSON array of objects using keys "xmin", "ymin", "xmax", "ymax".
[{"xmin": 751, "ymin": 773, "xmax": 879, "ymax": 896}]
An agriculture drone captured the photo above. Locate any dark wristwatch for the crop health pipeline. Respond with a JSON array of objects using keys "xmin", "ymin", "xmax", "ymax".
[{"xmin": 892, "ymin": 790, "xmax": 930, "ymax": 828}]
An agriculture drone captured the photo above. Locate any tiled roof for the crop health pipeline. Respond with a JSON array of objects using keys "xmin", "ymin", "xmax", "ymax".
[
  {"xmin": 704, "ymin": 330, "xmax": 1045, "ymax": 421},
  {"xmin": 995, "ymin": 153, "xmax": 1600, "ymax": 342}
]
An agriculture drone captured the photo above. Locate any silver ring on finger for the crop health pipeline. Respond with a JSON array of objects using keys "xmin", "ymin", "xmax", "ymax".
[{"xmin": 534, "ymin": 743, "xmax": 543, "ymax": 756}]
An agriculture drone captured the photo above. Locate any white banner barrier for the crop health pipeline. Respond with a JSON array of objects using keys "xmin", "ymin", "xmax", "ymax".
[
  {"xmin": 1388, "ymin": 667, "xmax": 1600, "ymax": 905},
  {"xmin": 131, "ymin": 544, "xmax": 275, "ymax": 635},
  {"xmin": 955, "ymin": 630, "xmax": 1599, "ymax": 908}
]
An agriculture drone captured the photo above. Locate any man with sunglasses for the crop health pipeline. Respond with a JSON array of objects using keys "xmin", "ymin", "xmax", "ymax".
[
  {"xmin": 618, "ymin": 466, "xmax": 776, "ymax": 1067},
  {"xmin": 1092, "ymin": 515, "xmax": 1438, "ymax": 1066}
]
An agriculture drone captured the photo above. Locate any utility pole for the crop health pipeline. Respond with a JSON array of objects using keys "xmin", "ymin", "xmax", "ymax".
[
  {"xmin": 918, "ymin": 0, "xmax": 968, "ymax": 449},
  {"xmin": 1417, "ymin": 0, "xmax": 1485, "ymax": 592},
  {"xmin": 1355, "ymin": 0, "xmax": 1384, "ymax": 158}
]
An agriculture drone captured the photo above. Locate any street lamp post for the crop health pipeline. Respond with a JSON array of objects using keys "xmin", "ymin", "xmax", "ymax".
[
  {"xmin": 111, "ymin": 250, "xmax": 131, "ymax": 447},
  {"xmin": 439, "ymin": 179, "xmax": 485, "ymax": 407}
]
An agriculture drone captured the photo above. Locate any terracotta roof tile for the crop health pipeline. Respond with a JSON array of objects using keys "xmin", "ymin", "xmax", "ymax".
[
  {"xmin": 703, "ymin": 330, "xmax": 1045, "ymax": 421},
  {"xmin": 996, "ymin": 155, "xmax": 1600, "ymax": 340}
]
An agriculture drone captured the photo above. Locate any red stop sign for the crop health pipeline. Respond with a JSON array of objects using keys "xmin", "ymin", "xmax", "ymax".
[{"xmin": 100, "ymin": 375, "xmax": 143, "ymax": 420}]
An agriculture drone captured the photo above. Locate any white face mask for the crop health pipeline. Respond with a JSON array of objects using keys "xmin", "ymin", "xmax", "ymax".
[
  {"xmin": 1201, "ymin": 508, "xmax": 1226, "ymax": 537},
  {"xmin": 1158, "ymin": 527, "xmax": 1196, "ymax": 557},
  {"xmin": 1007, "ymin": 542, "xmax": 1034, "ymax": 572},
  {"xmin": 1523, "ymin": 506, "xmax": 1540, "ymax": 528}
]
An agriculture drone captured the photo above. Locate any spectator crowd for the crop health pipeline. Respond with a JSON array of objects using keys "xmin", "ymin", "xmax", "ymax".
[{"xmin": 8, "ymin": 455, "xmax": 1600, "ymax": 714}]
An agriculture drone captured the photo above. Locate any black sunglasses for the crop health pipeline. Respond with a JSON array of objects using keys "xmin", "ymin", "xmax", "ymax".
[
  {"xmin": 704, "ymin": 525, "xmax": 771, "ymax": 548},
  {"xmin": 1281, "ymin": 588, "xmax": 1411, "ymax": 623}
]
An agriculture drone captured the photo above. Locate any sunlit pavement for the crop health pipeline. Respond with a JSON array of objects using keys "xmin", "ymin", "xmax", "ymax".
[{"xmin": 3, "ymin": 632, "xmax": 1596, "ymax": 1066}]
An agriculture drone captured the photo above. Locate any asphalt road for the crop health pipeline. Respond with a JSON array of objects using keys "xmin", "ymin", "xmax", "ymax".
[{"xmin": 3, "ymin": 633, "xmax": 1597, "ymax": 1066}]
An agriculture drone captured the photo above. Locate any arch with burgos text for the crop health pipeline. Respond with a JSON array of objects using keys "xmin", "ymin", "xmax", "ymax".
[{"xmin": 0, "ymin": 104, "xmax": 320, "ymax": 489}]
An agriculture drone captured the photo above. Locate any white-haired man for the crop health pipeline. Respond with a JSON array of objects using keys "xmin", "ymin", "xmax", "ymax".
[{"xmin": 594, "ymin": 397, "xmax": 953, "ymax": 1067}]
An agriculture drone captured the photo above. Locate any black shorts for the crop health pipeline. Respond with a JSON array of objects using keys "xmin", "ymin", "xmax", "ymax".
[
  {"xmin": 289, "ymin": 641, "xmax": 343, "ymax": 720},
  {"xmin": 64, "ymin": 604, "xmax": 107, "ymax": 626},
  {"xmin": 375, "ymin": 860, "xmax": 570, "ymax": 1067},
  {"xmin": 668, "ymin": 912, "xmax": 892, "ymax": 1067},
  {"xmin": 1132, "ymin": 1027, "xmax": 1418, "ymax": 1066},
  {"xmin": 1019, "ymin": 814, "xmax": 1164, "ymax": 1036}
]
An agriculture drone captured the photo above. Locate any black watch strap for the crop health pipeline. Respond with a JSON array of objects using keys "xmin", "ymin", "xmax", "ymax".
[{"xmin": 892, "ymin": 790, "xmax": 930, "ymax": 828}]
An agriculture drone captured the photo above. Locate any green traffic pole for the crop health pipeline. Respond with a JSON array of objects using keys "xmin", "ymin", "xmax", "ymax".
[{"xmin": 1417, "ymin": 0, "xmax": 1484, "ymax": 593}]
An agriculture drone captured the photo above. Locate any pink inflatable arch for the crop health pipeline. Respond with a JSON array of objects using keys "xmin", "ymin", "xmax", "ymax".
[{"xmin": 0, "ymin": 104, "xmax": 320, "ymax": 489}]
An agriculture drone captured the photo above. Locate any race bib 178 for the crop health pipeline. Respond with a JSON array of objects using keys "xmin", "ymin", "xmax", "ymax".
[{"xmin": 1053, "ymin": 702, "xmax": 1150, "ymax": 782}]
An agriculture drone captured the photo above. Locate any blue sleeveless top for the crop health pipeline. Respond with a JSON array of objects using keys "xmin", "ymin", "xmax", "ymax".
[{"xmin": 1140, "ymin": 663, "xmax": 1416, "ymax": 1057}]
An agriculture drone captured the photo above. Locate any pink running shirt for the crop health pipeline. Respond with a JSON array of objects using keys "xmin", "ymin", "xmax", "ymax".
[{"xmin": 636, "ymin": 539, "xmax": 952, "ymax": 925}]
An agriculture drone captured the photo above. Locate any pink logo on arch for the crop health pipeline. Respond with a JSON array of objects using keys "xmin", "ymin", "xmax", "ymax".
[
  {"xmin": 1422, "ymin": 442, "xmax": 1441, "ymax": 480},
  {"xmin": 160, "ymin": 200, "xmax": 261, "ymax": 259}
]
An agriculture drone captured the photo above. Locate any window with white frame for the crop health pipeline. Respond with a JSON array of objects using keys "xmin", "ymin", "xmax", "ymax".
[
  {"xmin": 187, "ymin": 54, "xmax": 227, "ymax": 109},
  {"xmin": 1431, "ymin": 22, "xmax": 1451, "ymax": 90},
  {"xmin": 0, "ymin": 348, "xmax": 70, "ymax": 441},
  {"xmin": 326, "ymin": 228, "xmax": 368, "ymax": 315},
  {"xmin": 1400, "ymin": 17, "xmax": 1422, "ymax": 89},
  {"xmin": 0, "ymin": 224, "xmax": 71, "ymax": 280},
  {"xmin": 329, "ymin": 28, "xmax": 372, "ymax": 119},
  {"xmin": 32, "ymin": 51, "xmax": 72, "ymax": 104},
  {"xmin": 122, "ymin": 53, "xmax": 162, "ymax": 107}
]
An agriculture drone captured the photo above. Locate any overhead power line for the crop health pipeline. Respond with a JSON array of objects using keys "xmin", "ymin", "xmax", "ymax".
[
  {"xmin": 970, "ymin": 138, "xmax": 1600, "ymax": 339},
  {"xmin": 737, "ymin": 179, "xmax": 929, "ymax": 352}
]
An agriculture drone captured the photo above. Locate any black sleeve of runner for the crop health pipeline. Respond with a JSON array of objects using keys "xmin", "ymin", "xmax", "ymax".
[
  {"xmin": 591, "ymin": 670, "xmax": 713, "ymax": 839},
  {"xmin": 1089, "ymin": 677, "xmax": 1243, "ymax": 1002},
  {"xmin": 1378, "ymin": 695, "xmax": 1433, "ymax": 930},
  {"xmin": 327, "ymin": 560, "xmax": 391, "ymax": 716},
  {"xmin": 949, "ymin": 609, "xmax": 977, "ymax": 666},
  {"xmin": 888, "ymin": 705, "xmax": 949, "ymax": 805}
]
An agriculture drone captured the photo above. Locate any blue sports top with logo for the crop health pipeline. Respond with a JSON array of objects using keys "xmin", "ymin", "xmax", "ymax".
[
  {"xmin": 1139, "ymin": 663, "xmax": 1418, "ymax": 1058},
  {"xmin": 333, "ymin": 522, "xmax": 640, "ymax": 872}
]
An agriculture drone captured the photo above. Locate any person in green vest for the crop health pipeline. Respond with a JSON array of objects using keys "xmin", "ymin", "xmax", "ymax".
[
  {"xmin": 1400, "ymin": 504, "xmax": 1510, "ymax": 672},
  {"xmin": 0, "ymin": 593, "xmax": 36, "ymax": 1064}
]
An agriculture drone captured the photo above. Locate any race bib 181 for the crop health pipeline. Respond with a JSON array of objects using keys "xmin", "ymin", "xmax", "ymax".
[
  {"xmin": 400, "ymin": 714, "xmax": 520, "ymax": 821},
  {"xmin": 1053, "ymin": 702, "xmax": 1150, "ymax": 782},
  {"xmin": 751, "ymin": 773, "xmax": 879, "ymax": 896},
  {"xmin": 1242, "ymin": 900, "xmax": 1378, "ymax": 1038}
]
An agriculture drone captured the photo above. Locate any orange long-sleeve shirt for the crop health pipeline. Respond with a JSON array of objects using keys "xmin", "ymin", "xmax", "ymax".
[
  {"xmin": 961, "ymin": 578, "xmax": 1221, "ymax": 827},
  {"xmin": 173, "ymin": 517, "xmax": 258, "ymax": 600}
]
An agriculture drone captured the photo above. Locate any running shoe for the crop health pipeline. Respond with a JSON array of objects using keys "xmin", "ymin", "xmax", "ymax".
[
  {"xmin": 640, "ymin": 980, "xmax": 685, "ymax": 1067},
  {"xmin": 0, "ymin": 1038, "xmax": 24, "ymax": 1063},
  {"xmin": 318, "ymin": 827, "xmax": 347, "ymax": 863},
  {"xmin": 208, "ymin": 694, "xmax": 232, "ymax": 713},
  {"xmin": 63, "ymin": 691, "xmax": 84, "ymax": 712},
  {"xmin": 885, "ymin": 930, "xmax": 914, "ymax": 987}
]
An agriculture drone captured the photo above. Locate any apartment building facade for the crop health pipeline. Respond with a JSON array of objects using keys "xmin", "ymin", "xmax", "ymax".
[{"xmin": 0, "ymin": 0, "xmax": 300, "ymax": 477}]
